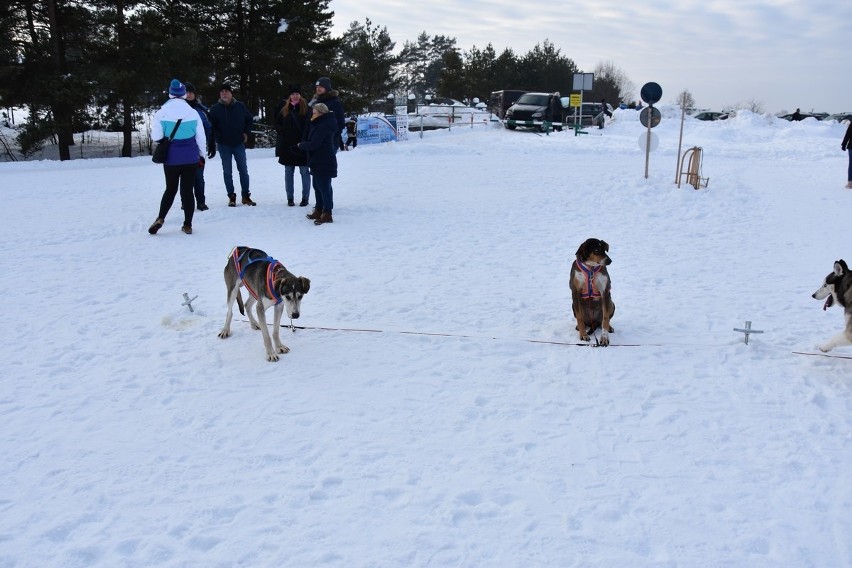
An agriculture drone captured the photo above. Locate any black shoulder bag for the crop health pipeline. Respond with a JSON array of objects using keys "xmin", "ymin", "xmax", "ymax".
[{"xmin": 152, "ymin": 119, "xmax": 182, "ymax": 164}]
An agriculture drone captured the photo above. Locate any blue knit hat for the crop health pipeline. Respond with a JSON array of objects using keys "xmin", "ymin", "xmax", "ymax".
[
  {"xmin": 168, "ymin": 79, "xmax": 186, "ymax": 98},
  {"xmin": 315, "ymin": 77, "xmax": 332, "ymax": 91}
]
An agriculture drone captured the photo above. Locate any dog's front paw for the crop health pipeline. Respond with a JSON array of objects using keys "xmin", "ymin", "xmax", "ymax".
[
  {"xmin": 579, "ymin": 333, "xmax": 590, "ymax": 342},
  {"xmin": 818, "ymin": 344, "xmax": 833, "ymax": 353},
  {"xmin": 251, "ymin": 323, "xmax": 262, "ymax": 331},
  {"xmin": 276, "ymin": 344, "xmax": 290, "ymax": 354},
  {"xmin": 218, "ymin": 329, "xmax": 231, "ymax": 339},
  {"xmin": 266, "ymin": 351, "xmax": 280, "ymax": 362},
  {"xmin": 599, "ymin": 333, "xmax": 610, "ymax": 347}
]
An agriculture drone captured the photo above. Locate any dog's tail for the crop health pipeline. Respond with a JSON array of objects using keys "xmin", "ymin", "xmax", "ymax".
[{"xmin": 236, "ymin": 291, "xmax": 245, "ymax": 316}]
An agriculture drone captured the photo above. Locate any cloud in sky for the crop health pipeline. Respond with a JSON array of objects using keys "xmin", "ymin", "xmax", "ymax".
[{"xmin": 329, "ymin": 0, "xmax": 851, "ymax": 113}]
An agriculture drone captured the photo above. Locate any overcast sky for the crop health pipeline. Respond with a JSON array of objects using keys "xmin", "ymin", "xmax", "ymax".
[{"xmin": 329, "ymin": 0, "xmax": 851, "ymax": 114}]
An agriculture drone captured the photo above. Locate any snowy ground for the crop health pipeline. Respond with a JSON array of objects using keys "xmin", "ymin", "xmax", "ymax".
[{"xmin": 1, "ymin": 109, "xmax": 851, "ymax": 567}]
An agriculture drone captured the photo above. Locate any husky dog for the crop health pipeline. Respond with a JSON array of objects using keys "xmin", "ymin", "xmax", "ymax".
[
  {"xmin": 812, "ymin": 259, "xmax": 852, "ymax": 352},
  {"xmin": 570, "ymin": 238, "xmax": 615, "ymax": 346},
  {"xmin": 218, "ymin": 246, "xmax": 311, "ymax": 361}
]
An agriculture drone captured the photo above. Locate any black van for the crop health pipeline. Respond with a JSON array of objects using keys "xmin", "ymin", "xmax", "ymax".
[{"xmin": 488, "ymin": 90, "xmax": 527, "ymax": 119}]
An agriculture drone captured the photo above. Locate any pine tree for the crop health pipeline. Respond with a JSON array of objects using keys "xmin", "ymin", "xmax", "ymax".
[{"xmin": 336, "ymin": 19, "xmax": 399, "ymax": 114}]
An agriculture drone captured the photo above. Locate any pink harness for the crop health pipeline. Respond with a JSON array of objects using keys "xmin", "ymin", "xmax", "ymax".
[{"xmin": 575, "ymin": 259, "xmax": 603, "ymax": 299}]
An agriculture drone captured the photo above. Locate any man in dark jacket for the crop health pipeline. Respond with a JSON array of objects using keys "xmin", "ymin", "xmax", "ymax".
[
  {"xmin": 309, "ymin": 77, "xmax": 345, "ymax": 152},
  {"xmin": 297, "ymin": 103, "xmax": 338, "ymax": 225},
  {"xmin": 184, "ymin": 82, "xmax": 214, "ymax": 210},
  {"xmin": 208, "ymin": 84, "xmax": 256, "ymax": 206}
]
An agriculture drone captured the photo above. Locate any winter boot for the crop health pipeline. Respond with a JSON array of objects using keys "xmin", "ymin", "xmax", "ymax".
[
  {"xmin": 242, "ymin": 194, "xmax": 257, "ymax": 206},
  {"xmin": 287, "ymin": 199, "xmax": 295, "ymax": 206},
  {"xmin": 181, "ymin": 225, "xmax": 192, "ymax": 235},
  {"xmin": 228, "ymin": 194, "xmax": 237, "ymax": 207},
  {"xmin": 314, "ymin": 211, "xmax": 333, "ymax": 225},
  {"xmin": 148, "ymin": 217, "xmax": 164, "ymax": 235},
  {"xmin": 306, "ymin": 208, "xmax": 323, "ymax": 220},
  {"xmin": 299, "ymin": 199, "xmax": 309, "ymax": 207}
]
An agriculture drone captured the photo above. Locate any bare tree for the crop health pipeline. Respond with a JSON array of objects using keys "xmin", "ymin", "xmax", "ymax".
[
  {"xmin": 724, "ymin": 98, "xmax": 765, "ymax": 115},
  {"xmin": 676, "ymin": 89, "xmax": 695, "ymax": 110},
  {"xmin": 593, "ymin": 61, "xmax": 635, "ymax": 104}
]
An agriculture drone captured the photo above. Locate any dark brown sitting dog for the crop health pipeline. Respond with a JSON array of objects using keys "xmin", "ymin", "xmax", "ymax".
[{"xmin": 570, "ymin": 238, "xmax": 615, "ymax": 346}]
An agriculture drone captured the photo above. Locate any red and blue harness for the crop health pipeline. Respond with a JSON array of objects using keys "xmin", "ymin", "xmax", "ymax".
[
  {"xmin": 575, "ymin": 259, "xmax": 604, "ymax": 300},
  {"xmin": 232, "ymin": 248, "xmax": 284, "ymax": 305}
]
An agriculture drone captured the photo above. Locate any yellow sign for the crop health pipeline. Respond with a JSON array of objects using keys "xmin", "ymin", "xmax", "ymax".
[{"xmin": 569, "ymin": 94, "xmax": 581, "ymax": 108}]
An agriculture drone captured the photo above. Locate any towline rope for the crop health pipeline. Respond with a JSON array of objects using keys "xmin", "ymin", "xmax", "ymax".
[{"xmin": 236, "ymin": 320, "xmax": 852, "ymax": 358}]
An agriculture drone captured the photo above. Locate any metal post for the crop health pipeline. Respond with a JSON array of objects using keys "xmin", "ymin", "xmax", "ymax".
[
  {"xmin": 644, "ymin": 118, "xmax": 652, "ymax": 179},
  {"xmin": 675, "ymin": 93, "xmax": 686, "ymax": 184}
]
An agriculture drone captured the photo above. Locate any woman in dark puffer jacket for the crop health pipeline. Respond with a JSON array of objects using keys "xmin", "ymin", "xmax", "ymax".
[{"xmin": 297, "ymin": 103, "xmax": 338, "ymax": 225}]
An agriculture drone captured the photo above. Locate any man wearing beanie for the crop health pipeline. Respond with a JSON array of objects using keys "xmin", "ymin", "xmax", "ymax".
[
  {"xmin": 309, "ymin": 77, "xmax": 345, "ymax": 152},
  {"xmin": 304, "ymin": 76, "xmax": 345, "ymax": 219},
  {"xmin": 208, "ymin": 83, "xmax": 256, "ymax": 206},
  {"xmin": 297, "ymin": 102, "xmax": 338, "ymax": 225},
  {"xmin": 148, "ymin": 79, "xmax": 207, "ymax": 235}
]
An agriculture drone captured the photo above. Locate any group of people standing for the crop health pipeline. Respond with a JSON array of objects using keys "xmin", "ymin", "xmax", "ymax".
[
  {"xmin": 149, "ymin": 75, "xmax": 347, "ymax": 235},
  {"xmin": 274, "ymin": 77, "xmax": 345, "ymax": 225}
]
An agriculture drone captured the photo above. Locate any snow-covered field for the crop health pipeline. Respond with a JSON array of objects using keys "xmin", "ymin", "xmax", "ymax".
[{"xmin": 1, "ymin": 109, "xmax": 851, "ymax": 567}]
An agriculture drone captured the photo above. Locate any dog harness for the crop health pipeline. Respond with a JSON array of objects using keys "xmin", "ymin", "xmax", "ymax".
[
  {"xmin": 232, "ymin": 248, "xmax": 284, "ymax": 305},
  {"xmin": 575, "ymin": 259, "xmax": 604, "ymax": 299}
]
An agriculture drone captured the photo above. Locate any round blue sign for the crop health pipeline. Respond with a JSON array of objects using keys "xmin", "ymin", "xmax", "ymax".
[{"xmin": 640, "ymin": 82, "xmax": 662, "ymax": 105}]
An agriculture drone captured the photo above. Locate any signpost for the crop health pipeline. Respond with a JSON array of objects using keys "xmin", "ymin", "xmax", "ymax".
[
  {"xmin": 639, "ymin": 82, "xmax": 662, "ymax": 179},
  {"xmin": 571, "ymin": 73, "xmax": 594, "ymax": 129}
]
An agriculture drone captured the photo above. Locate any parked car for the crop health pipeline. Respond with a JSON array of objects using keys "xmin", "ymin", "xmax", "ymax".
[
  {"xmin": 488, "ymin": 90, "xmax": 526, "ymax": 119},
  {"xmin": 827, "ymin": 112, "xmax": 852, "ymax": 123},
  {"xmin": 563, "ymin": 102, "xmax": 610, "ymax": 127},
  {"xmin": 693, "ymin": 111, "xmax": 727, "ymax": 121},
  {"xmin": 504, "ymin": 92, "xmax": 564, "ymax": 131},
  {"xmin": 779, "ymin": 111, "xmax": 827, "ymax": 121}
]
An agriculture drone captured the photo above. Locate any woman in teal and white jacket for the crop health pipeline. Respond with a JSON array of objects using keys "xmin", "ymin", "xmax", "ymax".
[{"xmin": 148, "ymin": 79, "xmax": 207, "ymax": 236}]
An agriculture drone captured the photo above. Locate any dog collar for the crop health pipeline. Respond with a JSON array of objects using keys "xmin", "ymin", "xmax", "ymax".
[{"xmin": 575, "ymin": 259, "xmax": 603, "ymax": 299}]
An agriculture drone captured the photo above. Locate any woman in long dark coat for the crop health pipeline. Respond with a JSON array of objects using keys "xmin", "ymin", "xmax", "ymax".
[{"xmin": 275, "ymin": 84, "xmax": 311, "ymax": 206}]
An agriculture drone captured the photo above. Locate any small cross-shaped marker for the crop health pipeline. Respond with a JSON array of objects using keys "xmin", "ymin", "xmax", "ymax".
[
  {"xmin": 733, "ymin": 320, "xmax": 764, "ymax": 345},
  {"xmin": 182, "ymin": 292, "xmax": 198, "ymax": 313}
]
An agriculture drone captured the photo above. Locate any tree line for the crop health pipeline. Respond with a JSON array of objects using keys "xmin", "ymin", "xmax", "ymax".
[{"xmin": 0, "ymin": 0, "xmax": 633, "ymax": 160}]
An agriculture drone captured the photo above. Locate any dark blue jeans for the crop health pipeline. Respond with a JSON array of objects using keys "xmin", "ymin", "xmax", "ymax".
[
  {"xmin": 217, "ymin": 143, "xmax": 250, "ymax": 197},
  {"xmin": 847, "ymin": 149, "xmax": 851, "ymax": 182},
  {"xmin": 193, "ymin": 161, "xmax": 206, "ymax": 205},
  {"xmin": 285, "ymin": 165, "xmax": 311, "ymax": 202},
  {"xmin": 312, "ymin": 176, "xmax": 333, "ymax": 212}
]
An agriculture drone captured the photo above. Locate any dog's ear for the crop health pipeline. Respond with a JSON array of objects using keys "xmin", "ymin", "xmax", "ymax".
[
  {"xmin": 835, "ymin": 260, "xmax": 847, "ymax": 276},
  {"xmin": 299, "ymin": 277, "xmax": 311, "ymax": 294},
  {"xmin": 575, "ymin": 240, "xmax": 590, "ymax": 259},
  {"xmin": 600, "ymin": 240, "xmax": 609, "ymax": 252}
]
